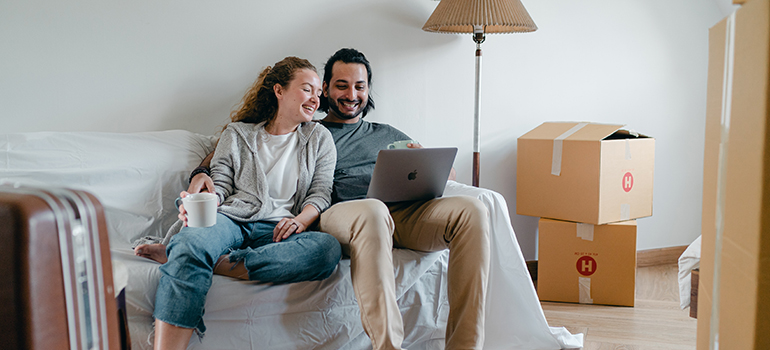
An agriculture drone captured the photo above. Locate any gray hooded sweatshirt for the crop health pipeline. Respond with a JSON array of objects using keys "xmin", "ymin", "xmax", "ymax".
[
  {"xmin": 212, "ymin": 121, "xmax": 336, "ymax": 222},
  {"xmin": 154, "ymin": 120, "xmax": 336, "ymax": 245}
]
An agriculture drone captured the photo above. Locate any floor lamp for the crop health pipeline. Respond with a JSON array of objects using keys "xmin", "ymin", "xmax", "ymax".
[{"xmin": 422, "ymin": 0, "xmax": 537, "ymax": 187}]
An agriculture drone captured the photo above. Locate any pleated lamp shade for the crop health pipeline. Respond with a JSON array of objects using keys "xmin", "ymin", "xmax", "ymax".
[{"xmin": 422, "ymin": 0, "xmax": 537, "ymax": 34}]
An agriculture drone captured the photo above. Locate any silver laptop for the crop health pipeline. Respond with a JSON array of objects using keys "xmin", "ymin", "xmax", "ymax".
[{"xmin": 366, "ymin": 147, "xmax": 457, "ymax": 203}]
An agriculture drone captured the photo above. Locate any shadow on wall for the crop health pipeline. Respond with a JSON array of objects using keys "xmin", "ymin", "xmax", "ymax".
[{"xmin": 479, "ymin": 131, "xmax": 539, "ymax": 261}]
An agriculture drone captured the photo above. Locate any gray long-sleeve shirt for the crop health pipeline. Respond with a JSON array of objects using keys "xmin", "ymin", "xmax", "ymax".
[{"xmin": 319, "ymin": 119, "xmax": 411, "ymax": 203}]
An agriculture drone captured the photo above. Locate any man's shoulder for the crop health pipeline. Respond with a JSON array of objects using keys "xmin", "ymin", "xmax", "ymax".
[
  {"xmin": 301, "ymin": 121, "xmax": 333, "ymax": 141},
  {"xmin": 364, "ymin": 120, "xmax": 403, "ymax": 134}
]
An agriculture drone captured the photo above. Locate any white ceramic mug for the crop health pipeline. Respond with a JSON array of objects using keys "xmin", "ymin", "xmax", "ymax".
[
  {"xmin": 175, "ymin": 192, "xmax": 217, "ymax": 227},
  {"xmin": 387, "ymin": 140, "xmax": 418, "ymax": 149}
]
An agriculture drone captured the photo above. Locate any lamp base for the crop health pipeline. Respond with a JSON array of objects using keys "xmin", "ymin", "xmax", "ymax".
[{"xmin": 472, "ymin": 152, "xmax": 480, "ymax": 187}]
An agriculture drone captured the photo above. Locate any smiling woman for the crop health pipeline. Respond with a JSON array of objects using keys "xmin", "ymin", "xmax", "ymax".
[{"xmin": 134, "ymin": 56, "xmax": 341, "ymax": 350}]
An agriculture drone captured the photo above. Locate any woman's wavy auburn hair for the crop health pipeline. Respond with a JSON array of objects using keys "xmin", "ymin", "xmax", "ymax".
[{"xmin": 227, "ymin": 56, "xmax": 317, "ymax": 129}]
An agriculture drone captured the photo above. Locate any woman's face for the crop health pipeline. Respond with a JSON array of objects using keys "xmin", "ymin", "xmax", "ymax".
[{"xmin": 276, "ymin": 68, "xmax": 322, "ymax": 125}]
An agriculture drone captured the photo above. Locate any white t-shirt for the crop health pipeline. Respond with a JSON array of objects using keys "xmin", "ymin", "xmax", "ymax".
[{"xmin": 257, "ymin": 130, "xmax": 300, "ymax": 221}]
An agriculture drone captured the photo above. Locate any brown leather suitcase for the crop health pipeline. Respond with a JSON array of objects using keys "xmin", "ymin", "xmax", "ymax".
[{"xmin": 0, "ymin": 185, "xmax": 121, "ymax": 349}]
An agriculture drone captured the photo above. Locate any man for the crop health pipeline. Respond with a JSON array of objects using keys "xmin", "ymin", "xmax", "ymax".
[{"xmin": 189, "ymin": 48, "xmax": 490, "ymax": 350}]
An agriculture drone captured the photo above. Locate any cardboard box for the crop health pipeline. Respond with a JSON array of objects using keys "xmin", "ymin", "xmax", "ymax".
[
  {"xmin": 698, "ymin": 1, "xmax": 770, "ymax": 348},
  {"xmin": 537, "ymin": 218, "xmax": 637, "ymax": 307},
  {"xmin": 517, "ymin": 122, "xmax": 655, "ymax": 225}
]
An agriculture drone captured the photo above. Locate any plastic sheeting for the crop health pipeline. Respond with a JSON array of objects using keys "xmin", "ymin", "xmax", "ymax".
[
  {"xmin": 445, "ymin": 182, "xmax": 583, "ymax": 349},
  {"xmin": 1, "ymin": 129, "xmax": 583, "ymax": 349},
  {"xmin": 678, "ymin": 235, "xmax": 702, "ymax": 310}
]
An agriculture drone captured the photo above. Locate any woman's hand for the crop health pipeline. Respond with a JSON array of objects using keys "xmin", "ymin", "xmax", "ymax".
[
  {"xmin": 177, "ymin": 190, "xmax": 219, "ymax": 226},
  {"xmin": 177, "ymin": 191, "xmax": 190, "ymax": 225},
  {"xmin": 273, "ymin": 205, "xmax": 318, "ymax": 242},
  {"xmin": 179, "ymin": 173, "xmax": 215, "ymax": 226},
  {"xmin": 189, "ymin": 173, "xmax": 215, "ymax": 194},
  {"xmin": 273, "ymin": 217, "xmax": 306, "ymax": 242}
]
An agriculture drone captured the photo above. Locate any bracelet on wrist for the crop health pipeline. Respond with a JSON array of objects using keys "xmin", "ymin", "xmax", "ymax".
[{"xmin": 189, "ymin": 166, "xmax": 211, "ymax": 184}]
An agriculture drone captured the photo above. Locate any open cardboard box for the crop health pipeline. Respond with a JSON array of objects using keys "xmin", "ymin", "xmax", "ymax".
[{"xmin": 517, "ymin": 122, "xmax": 655, "ymax": 225}]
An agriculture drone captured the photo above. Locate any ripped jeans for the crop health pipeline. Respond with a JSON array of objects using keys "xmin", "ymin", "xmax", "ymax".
[{"xmin": 153, "ymin": 213, "xmax": 341, "ymax": 336}]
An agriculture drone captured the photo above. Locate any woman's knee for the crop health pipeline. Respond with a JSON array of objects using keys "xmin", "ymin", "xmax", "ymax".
[
  {"xmin": 167, "ymin": 229, "xmax": 218, "ymax": 264},
  {"xmin": 311, "ymin": 233, "xmax": 342, "ymax": 275}
]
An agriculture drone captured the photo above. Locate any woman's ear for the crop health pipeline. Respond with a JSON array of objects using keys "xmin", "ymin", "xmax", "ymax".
[{"xmin": 273, "ymin": 84, "xmax": 283, "ymax": 99}]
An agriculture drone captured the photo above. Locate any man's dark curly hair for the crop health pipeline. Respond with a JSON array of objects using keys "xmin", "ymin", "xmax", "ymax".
[{"xmin": 319, "ymin": 48, "xmax": 375, "ymax": 117}]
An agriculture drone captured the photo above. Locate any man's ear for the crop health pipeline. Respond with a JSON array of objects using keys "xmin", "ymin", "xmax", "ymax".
[
  {"xmin": 322, "ymin": 81, "xmax": 328, "ymax": 97},
  {"xmin": 273, "ymin": 84, "xmax": 283, "ymax": 99}
]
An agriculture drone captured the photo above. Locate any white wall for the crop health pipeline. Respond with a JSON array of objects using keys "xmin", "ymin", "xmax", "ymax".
[{"xmin": 1, "ymin": 0, "xmax": 732, "ymax": 259}]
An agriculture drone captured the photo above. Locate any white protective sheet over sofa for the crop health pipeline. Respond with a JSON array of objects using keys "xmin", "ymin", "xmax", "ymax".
[
  {"xmin": 0, "ymin": 130, "xmax": 583, "ymax": 349},
  {"xmin": 678, "ymin": 235, "xmax": 701, "ymax": 310}
]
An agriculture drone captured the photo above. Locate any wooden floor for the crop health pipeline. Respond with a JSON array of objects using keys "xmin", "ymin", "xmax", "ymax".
[{"xmin": 540, "ymin": 264, "xmax": 698, "ymax": 350}]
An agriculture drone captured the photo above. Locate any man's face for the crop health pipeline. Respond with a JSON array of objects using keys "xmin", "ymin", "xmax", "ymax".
[{"xmin": 323, "ymin": 62, "xmax": 369, "ymax": 123}]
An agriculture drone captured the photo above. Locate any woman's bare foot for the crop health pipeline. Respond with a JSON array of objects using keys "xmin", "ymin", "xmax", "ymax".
[
  {"xmin": 134, "ymin": 243, "xmax": 168, "ymax": 264},
  {"xmin": 213, "ymin": 255, "xmax": 249, "ymax": 280}
]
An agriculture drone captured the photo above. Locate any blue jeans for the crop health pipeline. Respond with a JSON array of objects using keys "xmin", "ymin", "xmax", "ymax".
[{"xmin": 154, "ymin": 213, "xmax": 341, "ymax": 335}]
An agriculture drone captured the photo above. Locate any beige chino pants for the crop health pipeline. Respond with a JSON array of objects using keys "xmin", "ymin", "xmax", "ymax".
[{"xmin": 319, "ymin": 196, "xmax": 490, "ymax": 350}]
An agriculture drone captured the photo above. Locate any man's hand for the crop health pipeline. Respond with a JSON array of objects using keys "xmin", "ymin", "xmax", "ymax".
[
  {"xmin": 189, "ymin": 173, "xmax": 215, "ymax": 194},
  {"xmin": 406, "ymin": 142, "xmax": 423, "ymax": 149},
  {"xmin": 448, "ymin": 167, "xmax": 457, "ymax": 181}
]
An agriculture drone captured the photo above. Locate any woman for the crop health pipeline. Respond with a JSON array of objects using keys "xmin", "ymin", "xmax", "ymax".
[{"xmin": 147, "ymin": 56, "xmax": 341, "ymax": 350}]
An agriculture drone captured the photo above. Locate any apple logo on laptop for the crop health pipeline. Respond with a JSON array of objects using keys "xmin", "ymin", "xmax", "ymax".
[{"xmin": 408, "ymin": 170, "xmax": 418, "ymax": 181}]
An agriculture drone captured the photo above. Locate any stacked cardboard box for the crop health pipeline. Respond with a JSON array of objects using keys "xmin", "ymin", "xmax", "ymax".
[
  {"xmin": 697, "ymin": 0, "xmax": 770, "ymax": 348},
  {"xmin": 517, "ymin": 122, "xmax": 655, "ymax": 307}
]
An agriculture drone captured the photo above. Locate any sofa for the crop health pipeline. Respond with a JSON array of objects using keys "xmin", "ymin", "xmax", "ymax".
[{"xmin": 0, "ymin": 129, "xmax": 583, "ymax": 349}]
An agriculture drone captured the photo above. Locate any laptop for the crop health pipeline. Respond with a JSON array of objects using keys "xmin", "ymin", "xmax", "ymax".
[{"xmin": 366, "ymin": 147, "xmax": 458, "ymax": 203}]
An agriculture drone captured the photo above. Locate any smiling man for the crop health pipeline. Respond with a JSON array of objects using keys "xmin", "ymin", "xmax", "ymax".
[{"xmin": 315, "ymin": 48, "xmax": 490, "ymax": 350}]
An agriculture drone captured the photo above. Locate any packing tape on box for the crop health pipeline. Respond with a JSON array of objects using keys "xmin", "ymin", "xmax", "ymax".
[
  {"xmin": 551, "ymin": 122, "xmax": 589, "ymax": 176},
  {"xmin": 577, "ymin": 223, "xmax": 594, "ymax": 241},
  {"xmin": 621, "ymin": 204, "xmax": 631, "ymax": 221},
  {"xmin": 625, "ymin": 139, "xmax": 632, "ymax": 160},
  {"xmin": 709, "ymin": 12, "xmax": 736, "ymax": 344},
  {"xmin": 579, "ymin": 277, "xmax": 594, "ymax": 304}
]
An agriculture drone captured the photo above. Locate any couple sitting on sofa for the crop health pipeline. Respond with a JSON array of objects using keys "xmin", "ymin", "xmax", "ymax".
[{"xmin": 134, "ymin": 48, "xmax": 490, "ymax": 350}]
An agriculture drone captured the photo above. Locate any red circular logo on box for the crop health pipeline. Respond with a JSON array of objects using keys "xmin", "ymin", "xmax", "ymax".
[
  {"xmin": 576, "ymin": 256, "xmax": 597, "ymax": 276},
  {"xmin": 622, "ymin": 172, "xmax": 634, "ymax": 192}
]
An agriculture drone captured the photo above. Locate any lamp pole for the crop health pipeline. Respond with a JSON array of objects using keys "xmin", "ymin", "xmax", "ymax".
[
  {"xmin": 472, "ymin": 26, "xmax": 485, "ymax": 187},
  {"xmin": 422, "ymin": 0, "xmax": 537, "ymax": 188}
]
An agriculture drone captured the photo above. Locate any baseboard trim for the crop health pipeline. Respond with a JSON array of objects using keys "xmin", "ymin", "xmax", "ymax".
[{"xmin": 526, "ymin": 245, "xmax": 689, "ymax": 282}]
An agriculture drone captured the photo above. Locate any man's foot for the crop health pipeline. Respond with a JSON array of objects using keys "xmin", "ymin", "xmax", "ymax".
[{"xmin": 134, "ymin": 243, "xmax": 168, "ymax": 264}]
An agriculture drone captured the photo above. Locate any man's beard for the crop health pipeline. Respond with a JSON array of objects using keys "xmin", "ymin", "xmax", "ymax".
[{"xmin": 327, "ymin": 96, "xmax": 365, "ymax": 120}]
